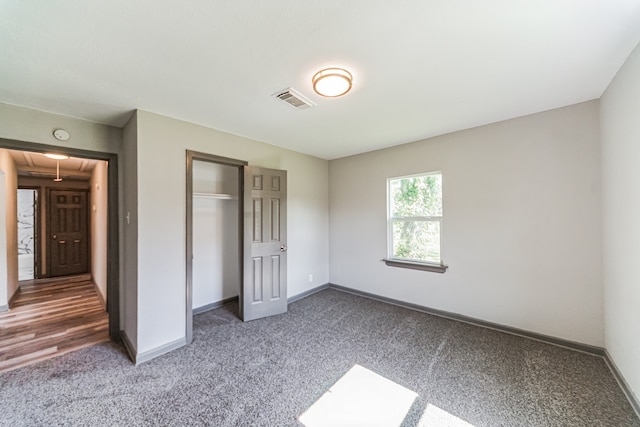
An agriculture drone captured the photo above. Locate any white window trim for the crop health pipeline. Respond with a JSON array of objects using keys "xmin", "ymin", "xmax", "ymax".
[{"xmin": 385, "ymin": 171, "xmax": 448, "ymax": 273}]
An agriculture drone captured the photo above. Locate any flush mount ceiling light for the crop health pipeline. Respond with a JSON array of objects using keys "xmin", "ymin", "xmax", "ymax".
[
  {"xmin": 43, "ymin": 153, "xmax": 69, "ymax": 160},
  {"xmin": 312, "ymin": 67, "xmax": 353, "ymax": 97}
]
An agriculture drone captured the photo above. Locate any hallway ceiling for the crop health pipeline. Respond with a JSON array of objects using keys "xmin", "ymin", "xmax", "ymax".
[
  {"xmin": 1, "ymin": 1, "xmax": 640, "ymax": 159},
  {"xmin": 9, "ymin": 150, "xmax": 98, "ymax": 181}
]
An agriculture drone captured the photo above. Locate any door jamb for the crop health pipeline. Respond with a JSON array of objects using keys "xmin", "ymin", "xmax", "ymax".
[
  {"xmin": 0, "ymin": 138, "xmax": 120, "ymax": 340},
  {"xmin": 185, "ymin": 150, "xmax": 246, "ymax": 344}
]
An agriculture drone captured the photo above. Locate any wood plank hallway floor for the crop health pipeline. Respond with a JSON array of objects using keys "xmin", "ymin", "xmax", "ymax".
[{"xmin": 0, "ymin": 274, "xmax": 109, "ymax": 373}]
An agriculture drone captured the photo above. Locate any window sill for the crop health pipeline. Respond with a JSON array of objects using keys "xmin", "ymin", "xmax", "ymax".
[{"xmin": 382, "ymin": 258, "xmax": 448, "ymax": 273}]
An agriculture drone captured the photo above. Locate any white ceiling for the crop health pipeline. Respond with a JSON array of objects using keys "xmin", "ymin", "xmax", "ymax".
[{"xmin": 1, "ymin": 1, "xmax": 640, "ymax": 160}]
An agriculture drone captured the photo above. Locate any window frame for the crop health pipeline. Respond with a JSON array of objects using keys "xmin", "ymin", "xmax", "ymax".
[{"xmin": 384, "ymin": 171, "xmax": 448, "ymax": 273}]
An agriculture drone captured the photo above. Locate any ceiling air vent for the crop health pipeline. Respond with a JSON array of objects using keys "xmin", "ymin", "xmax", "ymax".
[{"xmin": 273, "ymin": 88, "xmax": 316, "ymax": 110}]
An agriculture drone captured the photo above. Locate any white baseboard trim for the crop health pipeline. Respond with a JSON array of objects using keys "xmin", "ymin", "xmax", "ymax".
[
  {"xmin": 135, "ymin": 337, "xmax": 187, "ymax": 365},
  {"xmin": 288, "ymin": 283, "xmax": 330, "ymax": 304},
  {"xmin": 604, "ymin": 350, "xmax": 640, "ymax": 419}
]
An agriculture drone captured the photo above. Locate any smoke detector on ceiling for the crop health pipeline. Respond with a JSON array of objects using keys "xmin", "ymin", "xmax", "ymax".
[
  {"xmin": 273, "ymin": 88, "xmax": 315, "ymax": 110},
  {"xmin": 53, "ymin": 129, "xmax": 70, "ymax": 141}
]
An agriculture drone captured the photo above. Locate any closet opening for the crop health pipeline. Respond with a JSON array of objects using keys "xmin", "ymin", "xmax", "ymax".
[{"xmin": 185, "ymin": 151, "xmax": 247, "ymax": 343}]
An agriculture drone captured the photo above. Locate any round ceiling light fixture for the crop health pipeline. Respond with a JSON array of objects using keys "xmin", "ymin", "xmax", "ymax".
[
  {"xmin": 43, "ymin": 153, "xmax": 69, "ymax": 160},
  {"xmin": 312, "ymin": 67, "xmax": 353, "ymax": 97}
]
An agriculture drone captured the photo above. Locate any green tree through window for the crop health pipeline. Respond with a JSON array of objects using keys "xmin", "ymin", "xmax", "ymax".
[{"xmin": 388, "ymin": 173, "xmax": 442, "ymax": 264}]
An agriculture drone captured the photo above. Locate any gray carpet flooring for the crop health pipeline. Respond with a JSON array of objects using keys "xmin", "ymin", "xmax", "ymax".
[{"xmin": 1, "ymin": 289, "xmax": 638, "ymax": 426}]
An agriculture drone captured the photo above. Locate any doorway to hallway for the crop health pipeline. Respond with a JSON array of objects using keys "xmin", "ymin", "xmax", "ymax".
[{"xmin": 0, "ymin": 138, "xmax": 120, "ymax": 367}]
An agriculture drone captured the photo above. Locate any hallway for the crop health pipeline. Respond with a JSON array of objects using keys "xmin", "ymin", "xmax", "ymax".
[{"xmin": 0, "ymin": 274, "xmax": 108, "ymax": 373}]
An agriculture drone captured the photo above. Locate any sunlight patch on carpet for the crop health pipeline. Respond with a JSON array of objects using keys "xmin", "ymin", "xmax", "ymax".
[
  {"xmin": 298, "ymin": 364, "xmax": 418, "ymax": 427},
  {"xmin": 418, "ymin": 403, "xmax": 475, "ymax": 426}
]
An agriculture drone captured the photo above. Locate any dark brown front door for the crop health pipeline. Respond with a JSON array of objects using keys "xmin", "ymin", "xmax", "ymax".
[{"xmin": 49, "ymin": 190, "xmax": 88, "ymax": 277}]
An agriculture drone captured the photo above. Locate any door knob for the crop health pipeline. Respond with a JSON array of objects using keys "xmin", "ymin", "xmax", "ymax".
[
  {"xmin": 52, "ymin": 234, "xmax": 57, "ymax": 240},
  {"xmin": 280, "ymin": 245, "xmax": 287, "ymax": 252}
]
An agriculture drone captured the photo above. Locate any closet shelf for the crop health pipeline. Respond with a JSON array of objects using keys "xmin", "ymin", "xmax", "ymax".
[{"xmin": 193, "ymin": 192, "xmax": 238, "ymax": 200}]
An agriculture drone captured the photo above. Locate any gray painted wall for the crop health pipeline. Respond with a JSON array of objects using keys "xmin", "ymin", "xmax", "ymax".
[
  {"xmin": 132, "ymin": 110, "xmax": 329, "ymax": 354},
  {"xmin": 0, "ymin": 103, "xmax": 122, "ymax": 154},
  {"xmin": 601, "ymin": 40, "xmax": 640, "ymax": 402},
  {"xmin": 121, "ymin": 112, "xmax": 138, "ymax": 351},
  {"xmin": 329, "ymin": 101, "xmax": 604, "ymax": 347}
]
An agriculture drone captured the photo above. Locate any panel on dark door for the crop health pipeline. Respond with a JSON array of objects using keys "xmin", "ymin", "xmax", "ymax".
[
  {"xmin": 49, "ymin": 190, "xmax": 88, "ymax": 277},
  {"xmin": 242, "ymin": 166, "xmax": 287, "ymax": 321}
]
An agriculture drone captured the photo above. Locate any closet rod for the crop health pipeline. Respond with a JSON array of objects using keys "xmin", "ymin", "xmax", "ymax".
[{"xmin": 193, "ymin": 192, "xmax": 237, "ymax": 200}]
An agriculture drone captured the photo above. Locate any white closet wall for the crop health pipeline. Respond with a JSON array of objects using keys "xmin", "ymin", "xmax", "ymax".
[{"xmin": 192, "ymin": 161, "xmax": 239, "ymax": 310}]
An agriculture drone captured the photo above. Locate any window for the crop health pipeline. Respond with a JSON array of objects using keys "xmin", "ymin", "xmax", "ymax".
[{"xmin": 386, "ymin": 172, "xmax": 447, "ymax": 272}]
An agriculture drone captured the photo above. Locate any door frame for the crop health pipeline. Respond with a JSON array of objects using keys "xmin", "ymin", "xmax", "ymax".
[
  {"xmin": 185, "ymin": 150, "xmax": 246, "ymax": 344},
  {"xmin": 0, "ymin": 138, "xmax": 120, "ymax": 340}
]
